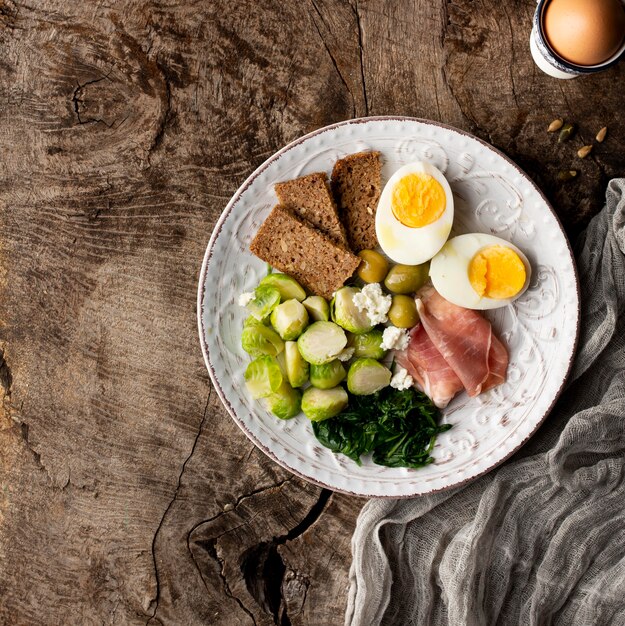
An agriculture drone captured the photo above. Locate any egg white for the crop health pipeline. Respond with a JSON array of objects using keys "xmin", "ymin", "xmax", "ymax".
[
  {"xmin": 375, "ymin": 161, "xmax": 454, "ymax": 265},
  {"xmin": 429, "ymin": 233, "xmax": 532, "ymax": 310}
]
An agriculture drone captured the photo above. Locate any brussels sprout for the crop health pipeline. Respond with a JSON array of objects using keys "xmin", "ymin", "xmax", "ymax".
[
  {"xmin": 276, "ymin": 349, "xmax": 288, "ymax": 378},
  {"xmin": 331, "ymin": 287, "xmax": 373, "ymax": 334},
  {"xmin": 263, "ymin": 381, "xmax": 302, "ymax": 419},
  {"xmin": 259, "ymin": 274, "xmax": 306, "ymax": 302},
  {"xmin": 270, "ymin": 299, "xmax": 309, "ymax": 340},
  {"xmin": 347, "ymin": 329, "xmax": 387, "ymax": 360},
  {"xmin": 347, "ymin": 358, "xmax": 391, "ymax": 395},
  {"xmin": 247, "ymin": 285, "xmax": 281, "ymax": 321},
  {"xmin": 302, "ymin": 295, "xmax": 330, "ymax": 322},
  {"xmin": 297, "ymin": 321, "xmax": 347, "ymax": 365},
  {"xmin": 244, "ymin": 315, "xmax": 269, "ymax": 328},
  {"xmin": 244, "ymin": 355, "xmax": 283, "ymax": 399},
  {"xmin": 285, "ymin": 341, "xmax": 309, "ymax": 388},
  {"xmin": 241, "ymin": 324, "xmax": 284, "ymax": 357},
  {"xmin": 310, "ymin": 360, "xmax": 346, "ymax": 389},
  {"xmin": 301, "ymin": 386, "xmax": 348, "ymax": 421}
]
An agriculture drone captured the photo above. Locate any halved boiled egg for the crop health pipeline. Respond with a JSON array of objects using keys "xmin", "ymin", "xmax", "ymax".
[
  {"xmin": 429, "ymin": 233, "xmax": 531, "ymax": 310},
  {"xmin": 376, "ymin": 162, "xmax": 454, "ymax": 265}
]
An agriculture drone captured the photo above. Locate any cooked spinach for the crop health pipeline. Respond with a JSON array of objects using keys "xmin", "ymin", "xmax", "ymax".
[{"xmin": 312, "ymin": 387, "xmax": 451, "ymax": 468}]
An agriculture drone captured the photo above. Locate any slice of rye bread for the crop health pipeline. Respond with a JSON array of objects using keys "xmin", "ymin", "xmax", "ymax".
[
  {"xmin": 331, "ymin": 151, "xmax": 382, "ymax": 252},
  {"xmin": 249, "ymin": 205, "xmax": 360, "ymax": 299},
  {"xmin": 274, "ymin": 172, "xmax": 349, "ymax": 248}
]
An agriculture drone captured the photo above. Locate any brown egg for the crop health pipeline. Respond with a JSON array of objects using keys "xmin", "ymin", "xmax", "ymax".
[{"xmin": 544, "ymin": 0, "xmax": 625, "ymax": 66}]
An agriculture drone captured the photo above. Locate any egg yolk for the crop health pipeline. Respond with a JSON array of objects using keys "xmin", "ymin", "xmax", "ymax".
[
  {"xmin": 468, "ymin": 245, "xmax": 526, "ymax": 299},
  {"xmin": 391, "ymin": 173, "xmax": 446, "ymax": 228}
]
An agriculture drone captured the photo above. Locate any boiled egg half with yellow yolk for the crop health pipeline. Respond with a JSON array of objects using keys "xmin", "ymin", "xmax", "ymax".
[
  {"xmin": 376, "ymin": 161, "xmax": 454, "ymax": 265},
  {"xmin": 429, "ymin": 233, "xmax": 531, "ymax": 310}
]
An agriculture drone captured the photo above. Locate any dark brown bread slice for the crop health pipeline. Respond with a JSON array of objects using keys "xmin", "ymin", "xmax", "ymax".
[
  {"xmin": 331, "ymin": 151, "xmax": 382, "ymax": 252},
  {"xmin": 249, "ymin": 205, "xmax": 360, "ymax": 299},
  {"xmin": 274, "ymin": 172, "xmax": 349, "ymax": 248}
]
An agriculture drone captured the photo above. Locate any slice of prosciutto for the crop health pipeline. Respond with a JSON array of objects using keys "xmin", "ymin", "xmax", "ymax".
[
  {"xmin": 482, "ymin": 332, "xmax": 509, "ymax": 393},
  {"xmin": 395, "ymin": 323, "xmax": 464, "ymax": 408},
  {"xmin": 415, "ymin": 286, "xmax": 509, "ymax": 397}
]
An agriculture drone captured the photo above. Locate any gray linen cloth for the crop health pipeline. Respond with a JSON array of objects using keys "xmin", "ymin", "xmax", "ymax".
[{"xmin": 346, "ymin": 179, "xmax": 625, "ymax": 626}]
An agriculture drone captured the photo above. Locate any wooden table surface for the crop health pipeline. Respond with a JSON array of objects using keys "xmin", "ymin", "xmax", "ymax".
[{"xmin": 1, "ymin": 1, "xmax": 623, "ymax": 624}]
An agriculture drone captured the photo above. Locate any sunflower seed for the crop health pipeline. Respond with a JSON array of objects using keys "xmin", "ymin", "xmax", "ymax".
[
  {"xmin": 548, "ymin": 118, "xmax": 563, "ymax": 132},
  {"xmin": 577, "ymin": 145, "xmax": 592, "ymax": 159},
  {"xmin": 596, "ymin": 126, "xmax": 608, "ymax": 143}
]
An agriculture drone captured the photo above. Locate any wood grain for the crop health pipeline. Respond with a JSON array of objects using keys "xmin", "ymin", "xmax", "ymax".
[{"xmin": 0, "ymin": 0, "xmax": 622, "ymax": 624}]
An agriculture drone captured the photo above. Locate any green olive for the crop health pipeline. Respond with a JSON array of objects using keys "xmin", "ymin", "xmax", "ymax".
[
  {"xmin": 388, "ymin": 295, "xmax": 419, "ymax": 328},
  {"xmin": 357, "ymin": 250, "xmax": 389, "ymax": 284},
  {"xmin": 384, "ymin": 263, "xmax": 429, "ymax": 294}
]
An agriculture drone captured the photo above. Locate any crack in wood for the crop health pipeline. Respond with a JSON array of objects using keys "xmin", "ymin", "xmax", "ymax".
[
  {"xmin": 502, "ymin": 5, "xmax": 520, "ymax": 111},
  {"xmin": 185, "ymin": 482, "xmax": 331, "ymax": 625},
  {"xmin": 4, "ymin": 345, "xmax": 49, "ymax": 476},
  {"xmin": 352, "ymin": 0, "xmax": 369, "ymax": 115},
  {"xmin": 0, "ymin": 347, "xmax": 12, "ymax": 399},
  {"xmin": 440, "ymin": 1, "xmax": 485, "ymax": 136},
  {"xmin": 18, "ymin": 422, "xmax": 44, "ymax": 470},
  {"xmin": 241, "ymin": 541, "xmax": 285, "ymax": 623},
  {"xmin": 147, "ymin": 59, "xmax": 172, "ymax": 162},
  {"xmin": 239, "ymin": 443, "xmax": 256, "ymax": 464},
  {"xmin": 239, "ymin": 489, "xmax": 332, "ymax": 625},
  {"xmin": 199, "ymin": 539, "xmax": 258, "ymax": 626},
  {"xmin": 11, "ymin": 379, "xmax": 89, "ymax": 487},
  {"xmin": 308, "ymin": 0, "xmax": 357, "ymax": 118},
  {"xmin": 0, "ymin": 0, "xmax": 18, "ymax": 31},
  {"xmin": 184, "ymin": 481, "xmax": 296, "ymax": 626},
  {"xmin": 71, "ymin": 73, "xmax": 114, "ymax": 128},
  {"xmin": 146, "ymin": 387, "xmax": 212, "ymax": 624},
  {"xmin": 277, "ymin": 64, "xmax": 296, "ymax": 122},
  {"xmin": 191, "ymin": 477, "xmax": 296, "ymax": 533},
  {"xmin": 441, "ymin": 60, "xmax": 481, "ymax": 137}
]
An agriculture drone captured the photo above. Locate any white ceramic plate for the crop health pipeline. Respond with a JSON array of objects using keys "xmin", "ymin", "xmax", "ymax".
[{"xmin": 198, "ymin": 117, "xmax": 579, "ymax": 498}]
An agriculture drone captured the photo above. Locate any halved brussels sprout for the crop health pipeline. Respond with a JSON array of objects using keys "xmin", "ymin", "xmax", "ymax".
[
  {"xmin": 263, "ymin": 381, "xmax": 302, "ymax": 419},
  {"xmin": 244, "ymin": 315, "xmax": 269, "ymax": 328},
  {"xmin": 259, "ymin": 274, "xmax": 306, "ymax": 302},
  {"xmin": 301, "ymin": 386, "xmax": 348, "ymax": 421},
  {"xmin": 331, "ymin": 287, "xmax": 373, "ymax": 334},
  {"xmin": 346, "ymin": 358, "xmax": 391, "ymax": 395},
  {"xmin": 347, "ymin": 329, "xmax": 387, "ymax": 360},
  {"xmin": 310, "ymin": 360, "xmax": 346, "ymax": 389},
  {"xmin": 244, "ymin": 355, "xmax": 283, "ymax": 399},
  {"xmin": 276, "ymin": 349, "xmax": 288, "ymax": 378},
  {"xmin": 302, "ymin": 295, "xmax": 330, "ymax": 322},
  {"xmin": 246, "ymin": 285, "xmax": 281, "ymax": 321},
  {"xmin": 285, "ymin": 341, "xmax": 309, "ymax": 388},
  {"xmin": 241, "ymin": 324, "xmax": 284, "ymax": 357},
  {"xmin": 270, "ymin": 299, "xmax": 309, "ymax": 340},
  {"xmin": 297, "ymin": 321, "xmax": 347, "ymax": 365}
]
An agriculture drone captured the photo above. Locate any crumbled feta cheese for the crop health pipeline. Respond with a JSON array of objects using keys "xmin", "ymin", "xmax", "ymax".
[
  {"xmin": 352, "ymin": 283, "xmax": 392, "ymax": 325},
  {"xmin": 390, "ymin": 367, "xmax": 413, "ymax": 391},
  {"xmin": 238, "ymin": 291, "xmax": 255, "ymax": 307},
  {"xmin": 381, "ymin": 326, "xmax": 410, "ymax": 351},
  {"xmin": 336, "ymin": 347, "xmax": 355, "ymax": 362}
]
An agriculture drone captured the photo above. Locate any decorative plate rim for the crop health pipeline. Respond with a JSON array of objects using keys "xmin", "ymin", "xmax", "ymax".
[{"xmin": 197, "ymin": 116, "xmax": 581, "ymax": 499}]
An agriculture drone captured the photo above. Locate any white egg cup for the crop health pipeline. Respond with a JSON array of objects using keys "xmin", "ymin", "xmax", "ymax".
[{"xmin": 530, "ymin": 0, "xmax": 625, "ymax": 79}]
